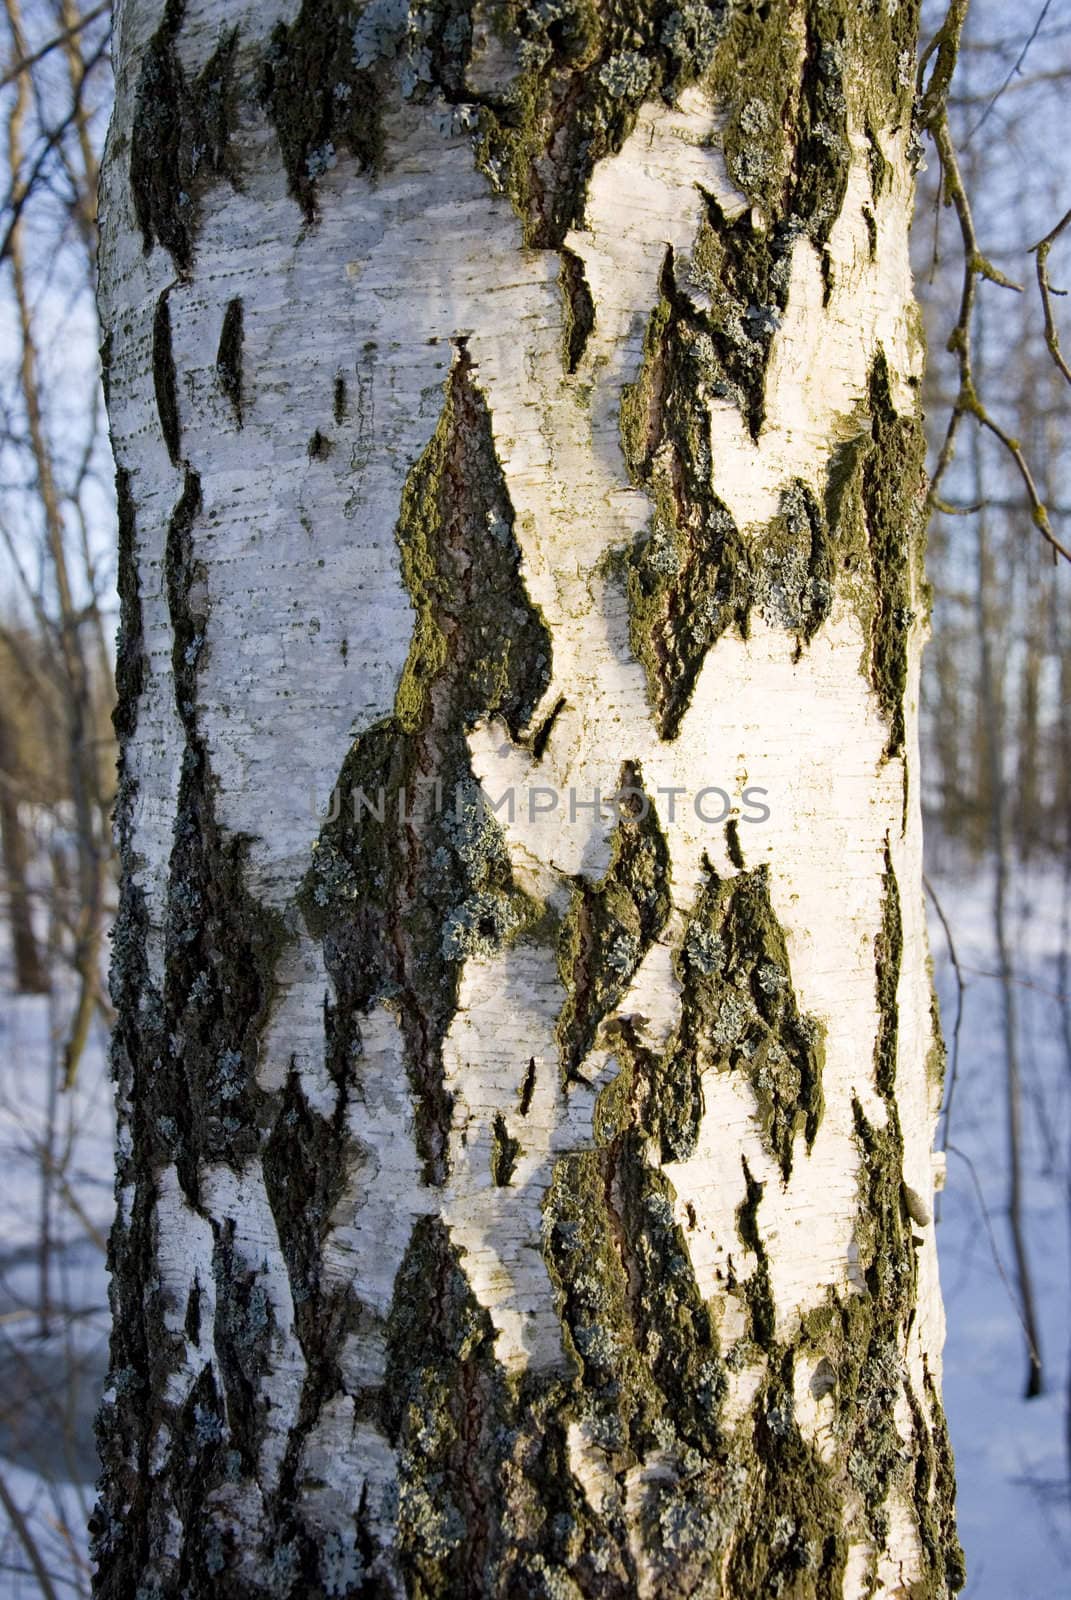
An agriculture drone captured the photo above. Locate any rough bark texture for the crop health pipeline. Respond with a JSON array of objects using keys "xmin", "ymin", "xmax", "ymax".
[{"xmin": 95, "ymin": 3, "xmax": 963, "ymax": 1597}]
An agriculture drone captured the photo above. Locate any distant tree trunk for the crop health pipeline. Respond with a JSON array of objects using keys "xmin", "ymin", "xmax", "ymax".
[
  {"xmin": 0, "ymin": 705, "xmax": 47, "ymax": 993},
  {"xmin": 94, "ymin": 3, "xmax": 964, "ymax": 1597}
]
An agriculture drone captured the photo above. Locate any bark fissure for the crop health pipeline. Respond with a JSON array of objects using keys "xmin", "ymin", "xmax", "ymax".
[{"xmin": 215, "ymin": 296, "xmax": 244, "ymax": 425}]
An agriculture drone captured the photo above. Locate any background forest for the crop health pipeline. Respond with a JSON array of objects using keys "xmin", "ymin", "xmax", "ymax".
[{"xmin": 0, "ymin": 1, "xmax": 1067, "ymax": 1595}]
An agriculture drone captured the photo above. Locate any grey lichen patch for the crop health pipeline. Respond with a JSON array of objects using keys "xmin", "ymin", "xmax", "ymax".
[
  {"xmin": 712, "ymin": 0, "xmax": 918, "ymax": 251},
  {"xmin": 210, "ymin": 1221, "xmax": 275, "ymax": 1474},
  {"xmin": 725, "ymin": 1348, "xmax": 847, "ymax": 1600},
  {"xmin": 215, "ymin": 297, "xmax": 244, "ymax": 425},
  {"xmin": 558, "ymin": 245, "xmax": 595, "ymax": 374},
  {"xmin": 362, "ymin": 908, "xmax": 959, "ymax": 1597},
  {"xmin": 685, "ymin": 193, "xmax": 797, "ymax": 436},
  {"xmin": 750, "ymin": 479, "xmax": 835, "ymax": 641},
  {"xmin": 663, "ymin": 859, "xmax": 825, "ymax": 1179},
  {"xmin": 556, "ymin": 762, "xmax": 671, "ymax": 1082},
  {"xmin": 618, "ymin": 2, "xmax": 925, "ymax": 742},
  {"xmin": 300, "ymin": 348, "xmax": 552, "ymax": 1182},
  {"xmin": 152, "ymin": 291, "xmax": 181, "ymax": 467},
  {"xmin": 129, "ymin": 0, "xmax": 240, "ymax": 274},
  {"xmin": 917, "ymin": 1367, "xmax": 968, "ymax": 1596},
  {"xmin": 260, "ymin": 0, "xmax": 386, "ymax": 221}
]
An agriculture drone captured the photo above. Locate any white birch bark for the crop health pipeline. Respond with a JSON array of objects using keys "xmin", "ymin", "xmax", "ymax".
[{"xmin": 95, "ymin": 3, "xmax": 964, "ymax": 1598}]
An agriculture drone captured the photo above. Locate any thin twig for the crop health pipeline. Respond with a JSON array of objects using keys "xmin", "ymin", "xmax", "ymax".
[
  {"xmin": 924, "ymin": 109, "xmax": 1070, "ymax": 563},
  {"xmin": 0, "ymin": 1468, "xmax": 61, "ymax": 1600},
  {"xmin": 1030, "ymin": 205, "xmax": 1071, "ymax": 387},
  {"xmin": 946, "ymin": 1143, "xmax": 1044, "ymax": 1375},
  {"xmin": 924, "ymin": 876, "xmax": 965, "ymax": 1214},
  {"xmin": 955, "ymin": 962, "xmax": 1069, "ymax": 1003},
  {"xmin": 964, "ymin": 0, "xmax": 1055, "ymax": 142},
  {"xmin": 0, "ymin": 1, "xmax": 109, "ymax": 93}
]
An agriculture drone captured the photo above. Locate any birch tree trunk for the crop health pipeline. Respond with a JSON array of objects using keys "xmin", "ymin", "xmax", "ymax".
[{"xmin": 93, "ymin": 3, "xmax": 965, "ymax": 1596}]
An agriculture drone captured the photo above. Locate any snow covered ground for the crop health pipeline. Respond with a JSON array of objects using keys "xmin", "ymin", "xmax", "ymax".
[
  {"xmin": 928, "ymin": 853, "xmax": 1070, "ymax": 1599},
  {"xmin": 0, "ymin": 853, "xmax": 1067, "ymax": 1596},
  {"xmin": 0, "ymin": 964, "xmax": 112, "ymax": 1599}
]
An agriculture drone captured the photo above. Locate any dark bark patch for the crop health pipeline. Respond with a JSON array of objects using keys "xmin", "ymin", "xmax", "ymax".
[
  {"xmin": 158, "ymin": 468, "xmax": 286, "ymax": 1184},
  {"xmin": 260, "ymin": 0, "xmax": 385, "ymax": 221},
  {"xmin": 874, "ymin": 842, "xmax": 902, "ymax": 1101},
  {"xmin": 556, "ymin": 761, "xmax": 671, "ymax": 1082},
  {"xmin": 619, "ymin": 255, "xmax": 834, "ymax": 738},
  {"xmin": 112, "ymin": 468, "xmax": 144, "ymax": 739},
  {"xmin": 153, "ymin": 290, "xmax": 182, "ymax": 466},
  {"xmin": 467, "ymin": 0, "xmax": 729, "ymax": 247},
  {"xmin": 382, "ymin": 1216, "xmax": 510, "ymax": 1597},
  {"xmin": 559, "ymin": 246, "xmax": 595, "ymax": 374},
  {"xmin": 333, "ymin": 371, "xmax": 347, "ymax": 424},
  {"xmin": 215, "ymin": 297, "xmax": 244, "ymax": 425},
  {"xmin": 490, "ymin": 1113, "xmax": 520, "ymax": 1185},
  {"xmin": 823, "ymin": 348, "xmax": 927, "ymax": 760},
  {"xmin": 863, "ymin": 353, "xmax": 927, "ymax": 757},
  {"xmin": 130, "ymin": 1, "xmax": 240, "ymax": 274}
]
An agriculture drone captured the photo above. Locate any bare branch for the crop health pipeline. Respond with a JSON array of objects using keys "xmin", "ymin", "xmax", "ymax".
[
  {"xmin": 1030, "ymin": 205, "xmax": 1071, "ymax": 386},
  {"xmin": 0, "ymin": 1, "xmax": 110, "ymax": 94},
  {"xmin": 923, "ymin": 98, "xmax": 1070, "ymax": 563}
]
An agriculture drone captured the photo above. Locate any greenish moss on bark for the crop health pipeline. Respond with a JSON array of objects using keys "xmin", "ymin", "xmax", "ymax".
[
  {"xmin": 713, "ymin": 0, "xmax": 919, "ymax": 247},
  {"xmin": 618, "ymin": 267, "xmax": 749, "ymax": 740},
  {"xmin": 300, "ymin": 349, "xmax": 552, "ymax": 1182},
  {"xmin": 735, "ymin": 1156, "xmax": 775, "ymax": 1346},
  {"xmin": 129, "ymin": 0, "xmax": 240, "ymax": 274},
  {"xmin": 468, "ymin": 0, "xmax": 729, "ymax": 248},
  {"xmin": 863, "ymin": 355, "xmax": 927, "ymax": 756},
  {"xmin": 875, "ymin": 843, "xmax": 903, "ymax": 1101},
  {"xmin": 824, "ymin": 351, "xmax": 928, "ymax": 758}
]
